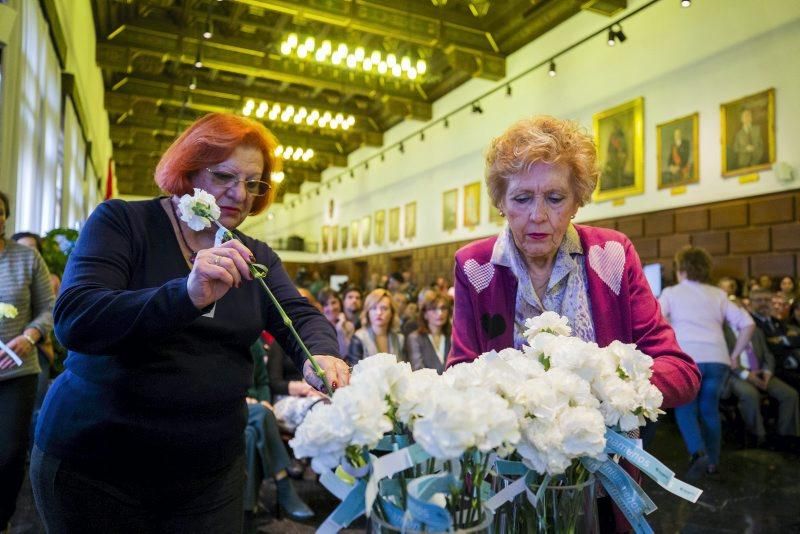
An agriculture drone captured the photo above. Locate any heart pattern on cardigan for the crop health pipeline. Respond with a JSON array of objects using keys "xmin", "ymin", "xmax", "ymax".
[
  {"xmin": 588, "ymin": 241, "xmax": 625, "ymax": 296},
  {"xmin": 480, "ymin": 313, "xmax": 506, "ymax": 339},
  {"xmin": 463, "ymin": 259, "xmax": 495, "ymax": 294}
]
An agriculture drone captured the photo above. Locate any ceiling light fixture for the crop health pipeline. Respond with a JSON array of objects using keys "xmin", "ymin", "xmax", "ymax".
[
  {"xmin": 608, "ymin": 24, "xmax": 626, "ymax": 46},
  {"xmin": 680, "ymin": 0, "xmax": 691, "ymax": 6},
  {"xmin": 420, "ymin": 131, "xmax": 425, "ymax": 141},
  {"xmin": 444, "ymin": 118, "xmax": 450, "ymax": 128},
  {"xmin": 189, "ymin": 76, "xmax": 197, "ymax": 90},
  {"xmin": 278, "ymin": 33, "xmax": 426, "ymax": 81},
  {"xmin": 399, "ymin": 142, "xmax": 405, "ymax": 154},
  {"xmin": 274, "ymin": 145, "xmax": 316, "ymax": 162},
  {"xmin": 548, "ymin": 60, "xmax": 557, "ymax": 77},
  {"xmin": 471, "ymin": 102, "xmax": 483, "ymax": 114},
  {"xmin": 271, "ymin": 171, "xmax": 285, "ymax": 183},
  {"xmin": 607, "ymin": 28, "xmax": 616, "ymax": 46},
  {"xmin": 194, "ymin": 49, "xmax": 203, "ymax": 68},
  {"xmin": 241, "ymin": 100, "xmax": 354, "ymax": 131},
  {"xmin": 202, "ymin": 20, "xmax": 213, "ymax": 39},
  {"xmin": 506, "ymin": 84, "xmax": 512, "ymax": 96}
]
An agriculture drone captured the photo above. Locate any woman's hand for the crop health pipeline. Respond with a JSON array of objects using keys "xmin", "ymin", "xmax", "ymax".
[
  {"xmin": 303, "ymin": 355, "xmax": 350, "ymax": 393},
  {"xmin": 186, "ymin": 239, "xmax": 255, "ymax": 309},
  {"xmin": 0, "ymin": 336, "xmax": 34, "ymax": 369}
]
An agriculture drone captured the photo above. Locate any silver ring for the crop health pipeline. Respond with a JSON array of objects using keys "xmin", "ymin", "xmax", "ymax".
[{"xmin": 213, "ymin": 255, "xmax": 221, "ymax": 266}]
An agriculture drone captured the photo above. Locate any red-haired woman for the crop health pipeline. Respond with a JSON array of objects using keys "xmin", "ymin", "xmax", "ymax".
[{"xmin": 30, "ymin": 113, "xmax": 348, "ymax": 532}]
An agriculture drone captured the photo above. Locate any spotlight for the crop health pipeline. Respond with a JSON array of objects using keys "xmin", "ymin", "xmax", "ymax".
[
  {"xmin": 680, "ymin": 0, "xmax": 691, "ymax": 6},
  {"xmin": 189, "ymin": 76, "xmax": 197, "ymax": 90},
  {"xmin": 420, "ymin": 131, "xmax": 425, "ymax": 141},
  {"xmin": 380, "ymin": 153, "xmax": 386, "ymax": 162},
  {"xmin": 364, "ymin": 162, "xmax": 369, "ymax": 170},
  {"xmin": 350, "ymin": 169, "xmax": 355, "ymax": 178},
  {"xmin": 202, "ymin": 20, "xmax": 213, "ymax": 39},
  {"xmin": 548, "ymin": 60, "xmax": 557, "ymax": 77},
  {"xmin": 444, "ymin": 118, "xmax": 449, "ymax": 128},
  {"xmin": 615, "ymin": 25, "xmax": 626, "ymax": 43},
  {"xmin": 194, "ymin": 48, "xmax": 203, "ymax": 68},
  {"xmin": 607, "ymin": 28, "xmax": 616, "ymax": 46},
  {"xmin": 506, "ymin": 84, "xmax": 512, "ymax": 96},
  {"xmin": 399, "ymin": 142, "xmax": 405, "ymax": 154},
  {"xmin": 471, "ymin": 102, "xmax": 483, "ymax": 114}
]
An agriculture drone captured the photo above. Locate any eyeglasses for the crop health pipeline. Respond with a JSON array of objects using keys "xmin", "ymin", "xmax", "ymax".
[{"xmin": 205, "ymin": 168, "xmax": 271, "ymax": 196}]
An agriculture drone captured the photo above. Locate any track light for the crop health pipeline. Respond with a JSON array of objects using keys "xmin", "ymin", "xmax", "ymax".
[
  {"xmin": 189, "ymin": 76, "xmax": 197, "ymax": 90},
  {"xmin": 615, "ymin": 26, "xmax": 626, "ymax": 43},
  {"xmin": 444, "ymin": 118, "xmax": 450, "ymax": 128},
  {"xmin": 194, "ymin": 49, "xmax": 203, "ymax": 68},
  {"xmin": 203, "ymin": 19, "xmax": 213, "ymax": 39},
  {"xmin": 399, "ymin": 142, "xmax": 405, "ymax": 154},
  {"xmin": 607, "ymin": 28, "xmax": 616, "ymax": 46},
  {"xmin": 350, "ymin": 169, "xmax": 355, "ymax": 178},
  {"xmin": 548, "ymin": 60, "xmax": 557, "ymax": 77},
  {"xmin": 607, "ymin": 24, "xmax": 626, "ymax": 46},
  {"xmin": 471, "ymin": 102, "xmax": 483, "ymax": 114},
  {"xmin": 364, "ymin": 162, "xmax": 369, "ymax": 170},
  {"xmin": 506, "ymin": 84, "xmax": 512, "ymax": 96},
  {"xmin": 680, "ymin": 0, "xmax": 691, "ymax": 6},
  {"xmin": 420, "ymin": 131, "xmax": 425, "ymax": 141}
]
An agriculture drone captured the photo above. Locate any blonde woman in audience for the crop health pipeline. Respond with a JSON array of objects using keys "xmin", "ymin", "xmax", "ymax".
[
  {"xmin": 347, "ymin": 288, "xmax": 405, "ymax": 365},
  {"xmin": 659, "ymin": 246, "xmax": 755, "ymax": 478},
  {"xmin": 779, "ymin": 276, "xmax": 797, "ymax": 306},
  {"xmin": 405, "ymin": 294, "xmax": 453, "ymax": 374}
]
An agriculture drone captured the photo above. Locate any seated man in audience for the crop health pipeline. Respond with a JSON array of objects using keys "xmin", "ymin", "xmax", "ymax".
[
  {"xmin": 342, "ymin": 286, "xmax": 363, "ymax": 329},
  {"xmin": 749, "ymin": 288, "xmax": 800, "ymax": 391},
  {"xmin": 725, "ymin": 326, "xmax": 799, "ymax": 447}
]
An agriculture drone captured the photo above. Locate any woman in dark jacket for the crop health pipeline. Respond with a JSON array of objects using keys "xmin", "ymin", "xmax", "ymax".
[{"xmin": 405, "ymin": 294, "xmax": 452, "ymax": 374}]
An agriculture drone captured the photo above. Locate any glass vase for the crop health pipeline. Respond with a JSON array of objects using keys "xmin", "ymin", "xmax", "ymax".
[
  {"xmin": 493, "ymin": 475, "xmax": 598, "ymax": 534},
  {"xmin": 369, "ymin": 505, "xmax": 494, "ymax": 533}
]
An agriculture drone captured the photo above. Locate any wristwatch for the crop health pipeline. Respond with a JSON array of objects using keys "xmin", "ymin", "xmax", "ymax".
[{"xmin": 22, "ymin": 333, "xmax": 37, "ymax": 346}]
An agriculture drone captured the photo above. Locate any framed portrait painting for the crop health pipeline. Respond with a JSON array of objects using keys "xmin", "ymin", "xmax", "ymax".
[
  {"xmin": 321, "ymin": 225, "xmax": 330, "ymax": 254},
  {"xmin": 361, "ymin": 215, "xmax": 371, "ymax": 247},
  {"xmin": 463, "ymin": 182, "xmax": 481, "ymax": 227},
  {"xmin": 374, "ymin": 209, "xmax": 385, "ymax": 245},
  {"xmin": 593, "ymin": 97, "xmax": 645, "ymax": 202},
  {"xmin": 350, "ymin": 220, "xmax": 359, "ymax": 249},
  {"xmin": 404, "ymin": 202, "xmax": 416, "ymax": 239},
  {"xmin": 442, "ymin": 188, "xmax": 457, "ymax": 232},
  {"xmin": 657, "ymin": 112, "xmax": 699, "ymax": 189},
  {"xmin": 721, "ymin": 88, "xmax": 775, "ymax": 176},
  {"xmin": 489, "ymin": 204, "xmax": 504, "ymax": 225},
  {"xmin": 389, "ymin": 207, "xmax": 400, "ymax": 243}
]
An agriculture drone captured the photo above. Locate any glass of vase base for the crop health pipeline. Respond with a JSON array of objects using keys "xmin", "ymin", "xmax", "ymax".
[
  {"xmin": 493, "ymin": 475, "xmax": 598, "ymax": 534},
  {"xmin": 369, "ymin": 507, "xmax": 494, "ymax": 534}
]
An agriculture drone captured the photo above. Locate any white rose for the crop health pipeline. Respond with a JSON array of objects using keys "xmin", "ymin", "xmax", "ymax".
[{"xmin": 178, "ymin": 188, "xmax": 221, "ymax": 231}]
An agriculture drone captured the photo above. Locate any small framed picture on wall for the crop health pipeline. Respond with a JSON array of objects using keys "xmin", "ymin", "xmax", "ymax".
[
  {"xmin": 350, "ymin": 220, "xmax": 359, "ymax": 249},
  {"xmin": 341, "ymin": 226, "xmax": 348, "ymax": 250},
  {"xmin": 361, "ymin": 215, "xmax": 371, "ymax": 247},
  {"xmin": 374, "ymin": 209, "xmax": 386, "ymax": 245},
  {"xmin": 442, "ymin": 189, "xmax": 457, "ymax": 232},
  {"xmin": 593, "ymin": 97, "xmax": 645, "ymax": 202},
  {"xmin": 463, "ymin": 182, "xmax": 481, "ymax": 227},
  {"xmin": 657, "ymin": 112, "xmax": 699, "ymax": 189},
  {"xmin": 389, "ymin": 207, "xmax": 401, "ymax": 243},
  {"xmin": 321, "ymin": 225, "xmax": 330, "ymax": 253},
  {"xmin": 721, "ymin": 88, "xmax": 775, "ymax": 176},
  {"xmin": 404, "ymin": 202, "xmax": 416, "ymax": 239}
]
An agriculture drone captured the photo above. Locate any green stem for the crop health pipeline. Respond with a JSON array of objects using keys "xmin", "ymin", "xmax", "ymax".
[{"xmin": 215, "ymin": 222, "xmax": 333, "ymax": 395}]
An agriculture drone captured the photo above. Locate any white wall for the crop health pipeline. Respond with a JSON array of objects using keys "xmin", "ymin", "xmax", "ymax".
[{"xmin": 243, "ymin": 0, "xmax": 800, "ymax": 260}]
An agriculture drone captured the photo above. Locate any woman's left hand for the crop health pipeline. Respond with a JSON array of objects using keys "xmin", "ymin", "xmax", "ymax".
[{"xmin": 303, "ymin": 355, "xmax": 350, "ymax": 393}]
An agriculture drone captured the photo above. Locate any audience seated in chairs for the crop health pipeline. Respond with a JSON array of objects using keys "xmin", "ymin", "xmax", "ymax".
[
  {"xmin": 347, "ymin": 288, "xmax": 406, "ymax": 365},
  {"xmin": 723, "ymin": 325, "xmax": 799, "ymax": 447},
  {"xmin": 244, "ymin": 338, "xmax": 314, "ymax": 520},
  {"xmin": 749, "ymin": 288, "xmax": 800, "ymax": 392}
]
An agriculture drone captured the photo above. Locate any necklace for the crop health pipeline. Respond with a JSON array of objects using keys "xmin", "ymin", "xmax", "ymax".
[{"xmin": 169, "ymin": 199, "xmax": 198, "ymax": 263}]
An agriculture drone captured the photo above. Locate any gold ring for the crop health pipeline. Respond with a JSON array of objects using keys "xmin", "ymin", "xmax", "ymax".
[{"xmin": 214, "ymin": 255, "xmax": 221, "ymax": 266}]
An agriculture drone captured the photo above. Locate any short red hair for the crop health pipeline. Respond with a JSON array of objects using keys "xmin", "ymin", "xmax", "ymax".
[{"xmin": 155, "ymin": 113, "xmax": 280, "ymax": 215}]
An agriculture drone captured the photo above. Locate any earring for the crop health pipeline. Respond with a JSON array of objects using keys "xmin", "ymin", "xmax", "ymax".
[
  {"xmin": 499, "ymin": 210, "xmax": 505, "ymax": 217},
  {"xmin": 570, "ymin": 214, "xmax": 575, "ymax": 220}
]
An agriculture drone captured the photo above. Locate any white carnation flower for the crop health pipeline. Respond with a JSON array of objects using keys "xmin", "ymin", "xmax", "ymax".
[
  {"xmin": 523, "ymin": 311, "xmax": 572, "ymax": 340},
  {"xmin": 350, "ymin": 353, "xmax": 413, "ymax": 404},
  {"xmin": 177, "ymin": 188, "xmax": 221, "ymax": 231},
  {"xmin": 395, "ymin": 368, "xmax": 441, "ymax": 424},
  {"xmin": 333, "ymin": 383, "xmax": 393, "ymax": 447},
  {"xmin": 289, "ymin": 402, "xmax": 352, "ymax": 473}
]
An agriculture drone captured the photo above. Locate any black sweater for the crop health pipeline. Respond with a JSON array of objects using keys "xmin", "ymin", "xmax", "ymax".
[{"xmin": 35, "ymin": 199, "xmax": 339, "ymax": 482}]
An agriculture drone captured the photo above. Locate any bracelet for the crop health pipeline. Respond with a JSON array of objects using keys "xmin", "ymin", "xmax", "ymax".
[{"xmin": 22, "ymin": 333, "xmax": 37, "ymax": 346}]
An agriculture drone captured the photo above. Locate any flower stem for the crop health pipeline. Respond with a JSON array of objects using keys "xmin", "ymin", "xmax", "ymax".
[{"xmin": 214, "ymin": 221, "xmax": 333, "ymax": 395}]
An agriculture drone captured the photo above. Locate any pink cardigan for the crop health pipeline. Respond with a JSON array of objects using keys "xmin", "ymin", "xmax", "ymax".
[{"xmin": 448, "ymin": 224, "xmax": 700, "ymax": 410}]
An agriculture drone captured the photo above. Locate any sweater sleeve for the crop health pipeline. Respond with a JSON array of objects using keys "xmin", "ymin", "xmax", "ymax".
[
  {"xmin": 27, "ymin": 250, "xmax": 55, "ymax": 337},
  {"xmin": 447, "ymin": 254, "xmax": 480, "ymax": 367},
  {"xmin": 624, "ymin": 240, "xmax": 701, "ymax": 408},
  {"xmin": 53, "ymin": 201, "xmax": 207, "ymax": 354}
]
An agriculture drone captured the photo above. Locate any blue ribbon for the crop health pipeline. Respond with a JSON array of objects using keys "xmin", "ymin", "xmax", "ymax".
[
  {"xmin": 494, "ymin": 458, "xmax": 529, "ymax": 476},
  {"xmin": 316, "ymin": 479, "xmax": 367, "ymax": 534},
  {"xmin": 605, "ymin": 429, "xmax": 702, "ymax": 503},
  {"xmin": 374, "ymin": 434, "xmax": 411, "ymax": 452},
  {"xmin": 581, "ymin": 456, "xmax": 655, "ymax": 534},
  {"xmin": 405, "ymin": 471, "xmax": 459, "ymax": 531}
]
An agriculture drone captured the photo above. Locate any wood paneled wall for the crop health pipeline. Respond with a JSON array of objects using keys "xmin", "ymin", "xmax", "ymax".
[{"xmin": 283, "ymin": 189, "xmax": 800, "ymax": 290}]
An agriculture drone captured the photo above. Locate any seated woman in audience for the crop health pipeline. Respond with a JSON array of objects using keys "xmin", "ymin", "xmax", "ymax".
[
  {"xmin": 717, "ymin": 276, "xmax": 743, "ymax": 307},
  {"xmin": 30, "ymin": 113, "xmax": 345, "ymax": 533},
  {"xmin": 317, "ymin": 287, "xmax": 354, "ymax": 356},
  {"xmin": 244, "ymin": 339, "xmax": 313, "ymax": 519},
  {"xmin": 723, "ymin": 325, "xmax": 799, "ymax": 447},
  {"xmin": 348, "ymin": 288, "xmax": 405, "ymax": 365},
  {"xmin": 758, "ymin": 274, "xmax": 775, "ymax": 292},
  {"xmin": 659, "ymin": 246, "xmax": 755, "ymax": 477},
  {"xmin": 405, "ymin": 294, "xmax": 453, "ymax": 374},
  {"xmin": 779, "ymin": 276, "xmax": 797, "ymax": 305}
]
